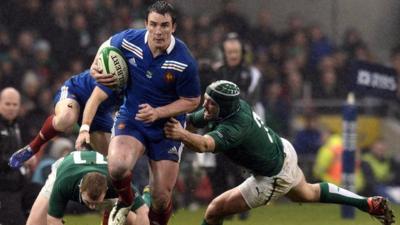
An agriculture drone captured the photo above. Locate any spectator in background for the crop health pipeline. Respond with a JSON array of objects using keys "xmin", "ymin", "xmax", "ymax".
[
  {"xmin": 216, "ymin": 32, "xmax": 262, "ymax": 107},
  {"xmin": 33, "ymin": 39, "xmax": 57, "ymax": 85},
  {"xmin": 213, "ymin": 0, "xmax": 249, "ymax": 37},
  {"xmin": 342, "ymin": 27, "xmax": 366, "ymax": 61},
  {"xmin": 280, "ymin": 13, "xmax": 305, "ymax": 46},
  {"xmin": 0, "ymin": 56, "xmax": 21, "ymax": 89},
  {"xmin": 249, "ymin": 9, "xmax": 277, "ymax": 51},
  {"xmin": 360, "ymin": 139, "xmax": 398, "ymax": 199},
  {"xmin": 313, "ymin": 127, "xmax": 363, "ymax": 192},
  {"xmin": 261, "ymin": 81, "xmax": 291, "ymax": 137},
  {"xmin": 308, "ymin": 24, "xmax": 334, "ymax": 72},
  {"xmin": 313, "ymin": 127, "xmax": 343, "ymax": 185},
  {"xmin": 293, "ymin": 112, "xmax": 322, "ymax": 181},
  {"xmin": 312, "ymin": 55, "xmax": 346, "ymax": 101},
  {"xmin": 0, "ymin": 87, "xmax": 27, "ymax": 225}
]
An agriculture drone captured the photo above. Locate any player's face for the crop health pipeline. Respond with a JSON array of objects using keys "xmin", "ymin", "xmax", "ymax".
[
  {"xmin": 203, "ymin": 94, "xmax": 219, "ymax": 120},
  {"xmin": 81, "ymin": 191, "xmax": 107, "ymax": 210},
  {"xmin": 145, "ymin": 12, "xmax": 176, "ymax": 51},
  {"xmin": 223, "ymin": 39, "xmax": 242, "ymax": 67}
]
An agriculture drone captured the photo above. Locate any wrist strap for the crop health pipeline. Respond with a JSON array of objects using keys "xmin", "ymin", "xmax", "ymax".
[{"xmin": 79, "ymin": 124, "xmax": 90, "ymax": 133}]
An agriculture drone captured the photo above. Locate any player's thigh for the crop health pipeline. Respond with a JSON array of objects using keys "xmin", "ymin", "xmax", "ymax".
[
  {"xmin": 26, "ymin": 194, "xmax": 49, "ymax": 225},
  {"xmin": 90, "ymin": 131, "xmax": 110, "ymax": 156},
  {"xmin": 206, "ymin": 187, "xmax": 249, "ymax": 218},
  {"xmin": 108, "ymin": 135, "xmax": 145, "ymax": 176}
]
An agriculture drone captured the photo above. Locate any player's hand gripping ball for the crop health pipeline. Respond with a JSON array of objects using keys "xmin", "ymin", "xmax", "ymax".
[{"xmin": 97, "ymin": 46, "xmax": 129, "ymax": 91}]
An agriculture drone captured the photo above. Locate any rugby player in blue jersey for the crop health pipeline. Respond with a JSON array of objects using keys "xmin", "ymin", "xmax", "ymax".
[
  {"xmin": 90, "ymin": 1, "xmax": 201, "ymax": 225},
  {"xmin": 9, "ymin": 70, "xmax": 121, "ymax": 168}
]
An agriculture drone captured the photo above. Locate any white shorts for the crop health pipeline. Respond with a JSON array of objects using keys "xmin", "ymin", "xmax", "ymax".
[
  {"xmin": 39, "ymin": 157, "xmax": 65, "ymax": 198},
  {"xmin": 238, "ymin": 138, "xmax": 303, "ymax": 208}
]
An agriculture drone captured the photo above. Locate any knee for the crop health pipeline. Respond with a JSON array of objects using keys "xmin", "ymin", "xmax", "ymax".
[
  {"xmin": 108, "ymin": 162, "xmax": 130, "ymax": 180},
  {"xmin": 291, "ymin": 183, "xmax": 321, "ymax": 203},
  {"xmin": 151, "ymin": 188, "xmax": 172, "ymax": 210},
  {"xmin": 204, "ymin": 199, "xmax": 223, "ymax": 223}
]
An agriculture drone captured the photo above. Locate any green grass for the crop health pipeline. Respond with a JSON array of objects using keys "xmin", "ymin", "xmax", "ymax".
[{"xmin": 64, "ymin": 203, "xmax": 399, "ymax": 225}]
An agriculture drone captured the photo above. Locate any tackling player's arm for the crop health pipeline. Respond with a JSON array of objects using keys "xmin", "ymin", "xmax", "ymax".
[
  {"xmin": 164, "ymin": 118, "xmax": 215, "ymax": 153},
  {"xmin": 136, "ymin": 96, "xmax": 200, "ymax": 123},
  {"xmin": 75, "ymin": 86, "xmax": 109, "ymax": 149}
]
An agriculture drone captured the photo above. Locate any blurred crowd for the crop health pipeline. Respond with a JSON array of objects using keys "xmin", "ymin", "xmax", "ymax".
[{"xmin": 1, "ymin": 0, "xmax": 400, "ymax": 221}]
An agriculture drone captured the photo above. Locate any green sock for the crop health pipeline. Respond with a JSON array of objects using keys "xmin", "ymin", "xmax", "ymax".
[
  {"xmin": 319, "ymin": 182, "xmax": 369, "ymax": 212},
  {"xmin": 201, "ymin": 219, "xmax": 223, "ymax": 225},
  {"xmin": 142, "ymin": 186, "xmax": 152, "ymax": 207}
]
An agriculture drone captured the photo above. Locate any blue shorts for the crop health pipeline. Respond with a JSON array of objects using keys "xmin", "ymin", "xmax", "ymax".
[
  {"xmin": 53, "ymin": 84, "xmax": 114, "ymax": 133},
  {"xmin": 112, "ymin": 114, "xmax": 183, "ymax": 162}
]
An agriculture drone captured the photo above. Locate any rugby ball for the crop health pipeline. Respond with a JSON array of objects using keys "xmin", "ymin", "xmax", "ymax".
[{"xmin": 97, "ymin": 46, "xmax": 129, "ymax": 91}]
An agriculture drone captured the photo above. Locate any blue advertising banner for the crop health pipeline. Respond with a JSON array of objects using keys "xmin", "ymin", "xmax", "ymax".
[{"xmin": 349, "ymin": 61, "xmax": 397, "ymax": 99}]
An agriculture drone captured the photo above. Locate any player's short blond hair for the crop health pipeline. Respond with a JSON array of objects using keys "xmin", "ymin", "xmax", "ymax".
[{"xmin": 81, "ymin": 172, "xmax": 108, "ymax": 200}]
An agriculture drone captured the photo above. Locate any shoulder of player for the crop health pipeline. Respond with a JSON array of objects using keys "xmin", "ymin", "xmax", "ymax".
[
  {"xmin": 172, "ymin": 38, "xmax": 196, "ymax": 62},
  {"xmin": 117, "ymin": 28, "xmax": 147, "ymax": 44},
  {"xmin": 219, "ymin": 114, "xmax": 250, "ymax": 131},
  {"xmin": 223, "ymin": 104, "xmax": 253, "ymax": 129}
]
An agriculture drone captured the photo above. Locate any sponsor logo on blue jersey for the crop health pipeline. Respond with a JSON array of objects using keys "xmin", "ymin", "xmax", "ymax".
[
  {"xmin": 129, "ymin": 57, "xmax": 137, "ymax": 67},
  {"xmin": 145, "ymin": 71, "xmax": 153, "ymax": 79}
]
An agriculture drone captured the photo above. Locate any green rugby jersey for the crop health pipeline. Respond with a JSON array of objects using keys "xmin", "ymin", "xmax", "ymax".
[
  {"xmin": 48, "ymin": 151, "xmax": 144, "ymax": 218},
  {"xmin": 188, "ymin": 100, "xmax": 285, "ymax": 176}
]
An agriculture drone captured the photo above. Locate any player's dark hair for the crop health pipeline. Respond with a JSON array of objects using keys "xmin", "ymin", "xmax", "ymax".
[
  {"xmin": 81, "ymin": 172, "xmax": 108, "ymax": 200},
  {"xmin": 146, "ymin": 1, "xmax": 177, "ymax": 24}
]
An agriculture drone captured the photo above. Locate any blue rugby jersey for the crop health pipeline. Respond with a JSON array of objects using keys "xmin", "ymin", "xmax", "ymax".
[{"xmin": 109, "ymin": 29, "xmax": 201, "ymax": 128}]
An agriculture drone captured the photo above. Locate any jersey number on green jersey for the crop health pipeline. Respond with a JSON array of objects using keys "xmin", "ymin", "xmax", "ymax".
[
  {"xmin": 72, "ymin": 151, "xmax": 107, "ymax": 165},
  {"xmin": 252, "ymin": 111, "xmax": 274, "ymax": 143}
]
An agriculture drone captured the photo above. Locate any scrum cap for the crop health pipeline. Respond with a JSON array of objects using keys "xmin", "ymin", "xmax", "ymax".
[{"xmin": 205, "ymin": 80, "xmax": 240, "ymax": 118}]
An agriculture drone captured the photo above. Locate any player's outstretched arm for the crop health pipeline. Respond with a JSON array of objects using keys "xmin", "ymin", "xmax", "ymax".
[
  {"xmin": 136, "ymin": 96, "xmax": 200, "ymax": 123},
  {"xmin": 164, "ymin": 118, "xmax": 215, "ymax": 153},
  {"xmin": 75, "ymin": 87, "xmax": 109, "ymax": 150}
]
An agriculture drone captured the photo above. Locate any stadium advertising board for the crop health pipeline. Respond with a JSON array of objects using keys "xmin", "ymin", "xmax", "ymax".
[{"xmin": 349, "ymin": 60, "xmax": 398, "ymax": 99}]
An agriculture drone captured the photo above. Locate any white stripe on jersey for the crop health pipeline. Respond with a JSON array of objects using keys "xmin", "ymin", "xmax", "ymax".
[
  {"xmin": 161, "ymin": 60, "xmax": 188, "ymax": 72},
  {"xmin": 122, "ymin": 39, "xmax": 143, "ymax": 59},
  {"xmin": 60, "ymin": 86, "xmax": 69, "ymax": 100},
  {"xmin": 164, "ymin": 60, "xmax": 188, "ymax": 67},
  {"xmin": 161, "ymin": 64, "xmax": 185, "ymax": 72}
]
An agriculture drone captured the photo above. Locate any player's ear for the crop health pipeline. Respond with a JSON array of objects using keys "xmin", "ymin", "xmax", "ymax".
[{"xmin": 171, "ymin": 23, "xmax": 177, "ymax": 33}]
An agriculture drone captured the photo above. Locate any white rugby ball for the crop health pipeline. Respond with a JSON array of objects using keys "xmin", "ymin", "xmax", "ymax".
[{"xmin": 97, "ymin": 46, "xmax": 129, "ymax": 91}]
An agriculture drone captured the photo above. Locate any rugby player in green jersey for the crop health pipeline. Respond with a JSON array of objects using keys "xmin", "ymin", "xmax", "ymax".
[
  {"xmin": 26, "ymin": 150, "xmax": 149, "ymax": 225},
  {"xmin": 164, "ymin": 80, "xmax": 395, "ymax": 225}
]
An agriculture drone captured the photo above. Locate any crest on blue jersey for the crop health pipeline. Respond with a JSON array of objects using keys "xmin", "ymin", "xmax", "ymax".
[{"xmin": 164, "ymin": 71, "xmax": 175, "ymax": 83}]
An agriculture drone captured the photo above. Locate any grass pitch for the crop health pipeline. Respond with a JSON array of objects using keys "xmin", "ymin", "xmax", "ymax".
[{"xmin": 64, "ymin": 202, "xmax": 399, "ymax": 225}]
